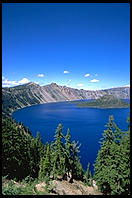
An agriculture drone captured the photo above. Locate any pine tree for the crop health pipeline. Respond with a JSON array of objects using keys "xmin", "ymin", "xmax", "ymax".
[
  {"xmin": 44, "ymin": 143, "xmax": 51, "ymax": 176},
  {"xmin": 70, "ymin": 140, "xmax": 83, "ymax": 182},
  {"xmin": 74, "ymin": 159, "xmax": 84, "ymax": 181},
  {"xmin": 39, "ymin": 142, "xmax": 51, "ymax": 180},
  {"xmin": 94, "ymin": 115, "xmax": 130, "ymax": 195},
  {"xmin": 2, "ymin": 115, "xmax": 46, "ymax": 181},
  {"xmin": 2, "ymin": 116, "xmax": 32, "ymax": 180},
  {"xmin": 49, "ymin": 141, "xmax": 56, "ymax": 177},
  {"xmin": 116, "ymin": 118, "xmax": 130, "ymax": 195},
  {"xmin": 64, "ymin": 128, "xmax": 72, "ymax": 177},
  {"xmin": 28, "ymin": 132, "xmax": 45, "ymax": 178},
  {"xmin": 85, "ymin": 163, "xmax": 92, "ymax": 185},
  {"xmin": 52, "ymin": 124, "xmax": 65, "ymax": 177}
]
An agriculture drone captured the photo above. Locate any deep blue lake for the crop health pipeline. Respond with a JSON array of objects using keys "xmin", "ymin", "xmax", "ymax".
[{"xmin": 12, "ymin": 100, "xmax": 130, "ymax": 174}]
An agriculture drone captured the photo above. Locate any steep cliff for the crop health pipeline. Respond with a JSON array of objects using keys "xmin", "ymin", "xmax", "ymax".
[{"xmin": 2, "ymin": 82, "xmax": 130, "ymax": 115}]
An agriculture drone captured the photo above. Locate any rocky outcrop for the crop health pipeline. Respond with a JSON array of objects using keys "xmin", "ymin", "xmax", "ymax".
[
  {"xmin": 35, "ymin": 179, "xmax": 102, "ymax": 195},
  {"xmin": 2, "ymin": 82, "xmax": 130, "ymax": 115}
]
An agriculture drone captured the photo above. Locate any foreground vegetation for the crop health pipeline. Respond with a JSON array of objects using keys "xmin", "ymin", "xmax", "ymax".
[
  {"xmin": 2, "ymin": 114, "xmax": 130, "ymax": 195},
  {"xmin": 2, "ymin": 176, "xmax": 49, "ymax": 195},
  {"xmin": 94, "ymin": 116, "xmax": 130, "ymax": 195}
]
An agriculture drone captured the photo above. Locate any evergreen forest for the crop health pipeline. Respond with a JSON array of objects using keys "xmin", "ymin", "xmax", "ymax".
[
  {"xmin": 2, "ymin": 114, "xmax": 130, "ymax": 195},
  {"xmin": 77, "ymin": 94, "xmax": 130, "ymax": 108}
]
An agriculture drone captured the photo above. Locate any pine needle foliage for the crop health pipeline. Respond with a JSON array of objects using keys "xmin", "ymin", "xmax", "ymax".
[
  {"xmin": 94, "ymin": 115, "xmax": 130, "ymax": 195},
  {"xmin": 2, "ymin": 115, "xmax": 45, "ymax": 180},
  {"xmin": 2, "ymin": 112, "xmax": 130, "ymax": 195}
]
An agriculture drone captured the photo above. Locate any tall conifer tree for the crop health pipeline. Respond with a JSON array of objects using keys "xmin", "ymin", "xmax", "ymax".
[
  {"xmin": 85, "ymin": 162, "xmax": 92, "ymax": 185},
  {"xmin": 52, "ymin": 124, "xmax": 65, "ymax": 177},
  {"xmin": 94, "ymin": 116, "xmax": 130, "ymax": 195},
  {"xmin": 39, "ymin": 142, "xmax": 51, "ymax": 179},
  {"xmin": 65, "ymin": 128, "xmax": 72, "ymax": 177},
  {"xmin": 70, "ymin": 140, "xmax": 83, "ymax": 182}
]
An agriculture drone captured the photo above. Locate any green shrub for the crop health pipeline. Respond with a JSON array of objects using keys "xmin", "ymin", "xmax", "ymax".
[{"xmin": 2, "ymin": 177, "xmax": 22, "ymax": 195}]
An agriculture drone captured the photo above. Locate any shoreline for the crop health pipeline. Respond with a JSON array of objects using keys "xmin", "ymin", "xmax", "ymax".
[
  {"xmin": 77, "ymin": 105, "xmax": 130, "ymax": 109},
  {"xmin": 11, "ymin": 99, "xmax": 85, "ymax": 116},
  {"xmin": 5, "ymin": 98, "xmax": 130, "ymax": 118}
]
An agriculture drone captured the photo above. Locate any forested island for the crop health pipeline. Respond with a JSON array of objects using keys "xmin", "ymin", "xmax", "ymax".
[{"xmin": 77, "ymin": 95, "xmax": 130, "ymax": 108}]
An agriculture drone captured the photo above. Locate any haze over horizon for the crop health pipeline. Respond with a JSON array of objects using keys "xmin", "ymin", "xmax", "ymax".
[
  {"xmin": 2, "ymin": 3, "xmax": 130, "ymax": 90},
  {"xmin": 2, "ymin": 81, "xmax": 130, "ymax": 92}
]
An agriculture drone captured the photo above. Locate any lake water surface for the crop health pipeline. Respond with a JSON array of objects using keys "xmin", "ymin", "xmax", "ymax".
[{"xmin": 12, "ymin": 100, "xmax": 130, "ymax": 173}]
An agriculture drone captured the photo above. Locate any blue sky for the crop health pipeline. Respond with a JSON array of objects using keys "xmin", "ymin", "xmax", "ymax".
[{"xmin": 2, "ymin": 3, "xmax": 130, "ymax": 90}]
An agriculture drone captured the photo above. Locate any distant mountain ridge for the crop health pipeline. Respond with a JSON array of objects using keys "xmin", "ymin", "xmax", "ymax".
[{"xmin": 2, "ymin": 82, "xmax": 130, "ymax": 115}]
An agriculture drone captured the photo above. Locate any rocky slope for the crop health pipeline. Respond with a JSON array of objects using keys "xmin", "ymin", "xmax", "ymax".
[
  {"xmin": 2, "ymin": 82, "xmax": 130, "ymax": 115},
  {"xmin": 35, "ymin": 179, "xmax": 102, "ymax": 195},
  {"xmin": 3, "ymin": 178, "xmax": 102, "ymax": 195}
]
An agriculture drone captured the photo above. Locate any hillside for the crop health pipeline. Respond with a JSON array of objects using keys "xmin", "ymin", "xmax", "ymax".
[
  {"xmin": 2, "ymin": 85, "xmax": 130, "ymax": 195},
  {"xmin": 77, "ymin": 94, "xmax": 130, "ymax": 108},
  {"xmin": 2, "ymin": 114, "xmax": 130, "ymax": 195},
  {"xmin": 2, "ymin": 114, "xmax": 102, "ymax": 195},
  {"xmin": 2, "ymin": 82, "xmax": 130, "ymax": 116},
  {"xmin": 2, "ymin": 177, "xmax": 102, "ymax": 195}
]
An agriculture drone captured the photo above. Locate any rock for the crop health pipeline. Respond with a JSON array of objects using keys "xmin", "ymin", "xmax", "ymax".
[
  {"xmin": 35, "ymin": 182, "xmax": 46, "ymax": 192},
  {"xmin": 57, "ymin": 175, "xmax": 63, "ymax": 181},
  {"xmin": 92, "ymin": 180, "xmax": 98, "ymax": 190},
  {"xmin": 49, "ymin": 175, "xmax": 54, "ymax": 180},
  {"xmin": 49, "ymin": 179, "xmax": 102, "ymax": 195},
  {"xmin": 3, "ymin": 82, "xmax": 129, "ymax": 116},
  {"xmin": 50, "ymin": 180, "xmax": 80, "ymax": 195}
]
